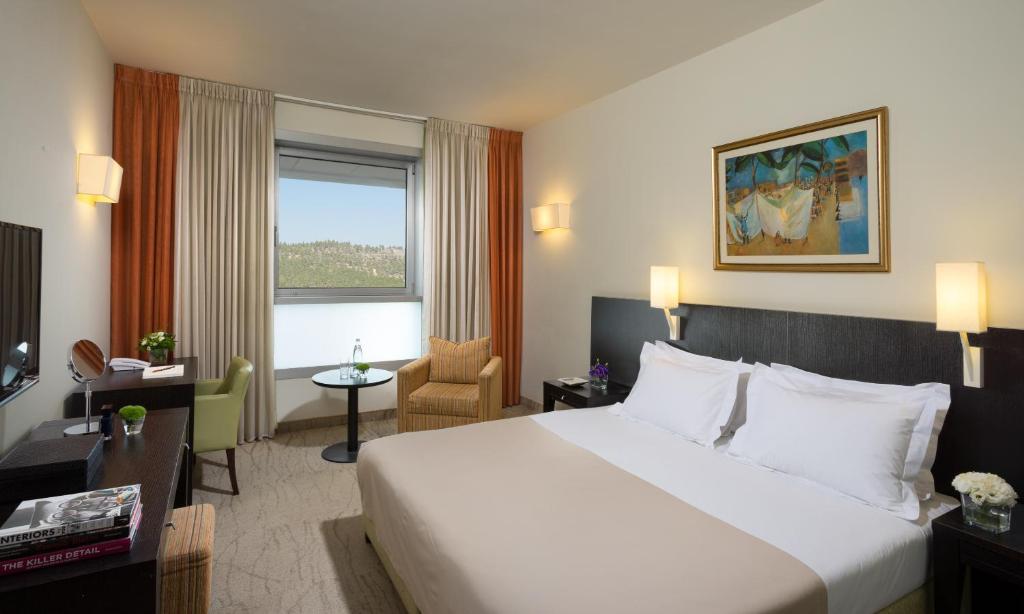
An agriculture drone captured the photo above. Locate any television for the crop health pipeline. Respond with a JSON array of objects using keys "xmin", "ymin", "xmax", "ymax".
[{"xmin": 0, "ymin": 221, "xmax": 42, "ymax": 406}]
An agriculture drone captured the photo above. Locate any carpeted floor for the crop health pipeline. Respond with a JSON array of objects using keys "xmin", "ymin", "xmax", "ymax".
[{"xmin": 194, "ymin": 406, "xmax": 536, "ymax": 613}]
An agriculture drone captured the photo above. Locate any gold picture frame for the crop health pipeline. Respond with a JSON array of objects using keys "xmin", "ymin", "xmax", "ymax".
[{"xmin": 712, "ymin": 107, "xmax": 889, "ymax": 272}]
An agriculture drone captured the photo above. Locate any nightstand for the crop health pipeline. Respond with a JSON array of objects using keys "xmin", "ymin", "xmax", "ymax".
[
  {"xmin": 542, "ymin": 379, "xmax": 630, "ymax": 412},
  {"xmin": 933, "ymin": 504, "xmax": 1024, "ymax": 613}
]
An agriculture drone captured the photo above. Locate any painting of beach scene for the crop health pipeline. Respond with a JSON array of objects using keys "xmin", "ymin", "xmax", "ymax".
[{"xmin": 713, "ymin": 108, "xmax": 889, "ymax": 272}]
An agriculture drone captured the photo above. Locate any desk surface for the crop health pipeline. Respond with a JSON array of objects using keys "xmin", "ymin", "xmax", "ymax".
[
  {"xmin": 0, "ymin": 408, "xmax": 188, "ymax": 596},
  {"xmin": 80, "ymin": 357, "xmax": 198, "ymax": 393}
]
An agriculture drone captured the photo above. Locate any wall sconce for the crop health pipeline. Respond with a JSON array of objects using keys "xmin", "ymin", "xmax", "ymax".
[
  {"xmin": 77, "ymin": 154, "xmax": 123, "ymax": 203},
  {"xmin": 650, "ymin": 265, "xmax": 680, "ymax": 340},
  {"xmin": 531, "ymin": 202, "xmax": 570, "ymax": 232},
  {"xmin": 935, "ymin": 262, "xmax": 988, "ymax": 388}
]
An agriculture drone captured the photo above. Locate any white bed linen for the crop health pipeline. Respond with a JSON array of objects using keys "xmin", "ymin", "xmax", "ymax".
[{"xmin": 532, "ymin": 407, "xmax": 958, "ymax": 614}]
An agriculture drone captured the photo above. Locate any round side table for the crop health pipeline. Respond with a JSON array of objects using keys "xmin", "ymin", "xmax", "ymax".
[{"xmin": 311, "ymin": 368, "xmax": 393, "ymax": 463}]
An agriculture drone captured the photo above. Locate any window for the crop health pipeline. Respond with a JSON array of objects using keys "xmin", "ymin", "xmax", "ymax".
[{"xmin": 276, "ymin": 148, "xmax": 416, "ymax": 298}]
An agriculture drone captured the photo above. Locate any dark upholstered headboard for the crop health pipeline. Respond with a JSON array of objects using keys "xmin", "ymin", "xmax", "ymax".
[{"xmin": 590, "ymin": 296, "xmax": 1024, "ymax": 497}]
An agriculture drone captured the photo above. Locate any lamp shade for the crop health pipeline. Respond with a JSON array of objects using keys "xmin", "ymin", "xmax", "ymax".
[
  {"xmin": 77, "ymin": 154, "xmax": 123, "ymax": 203},
  {"xmin": 650, "ymin": 266, "xmax": 679, "ymax": 309},
  {"xmin": 531, "ymin": 202, "xmax": 570, "ymax": 231},
  {"xmin": 936, "ymin": 262, "xmax": 987, "ymax": 333}
]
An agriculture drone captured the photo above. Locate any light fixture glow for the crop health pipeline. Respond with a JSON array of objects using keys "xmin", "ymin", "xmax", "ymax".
[
  {"xmin": 77, "ymin": 154, "xmax": 123, "ymax": 203},
  {"xmin": 531, "ymin": 202, "xmax": 570, "ymax": 231},
  {"xmin": 936, "ymin": 262, "xmax": 988, "ymax": 388},
  {"xmin": 650, "ymin": 266, "xmax": 680, "ymax": 340}
]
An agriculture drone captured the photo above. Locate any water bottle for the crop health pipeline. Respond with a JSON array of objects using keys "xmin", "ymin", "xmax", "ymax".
[{"xmin": 351, "ymin": 339, "xmax": 364, "ymax": 377}]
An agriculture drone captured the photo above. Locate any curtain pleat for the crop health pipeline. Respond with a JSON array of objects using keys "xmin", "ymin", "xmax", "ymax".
[
  {"xmin": 111, "ymin": 65, "xmax": 179, "ymax": 357},
  {"xmin": 173, "ymin": 77, "xmax": 276, "ymax": 442},
  {"xmin": 487, "ymin": 129, "xmax": 523, "ymax": 406},
  {"xmin": 424, "ymin": 118, "xmax": 491, "ymax": 342}
]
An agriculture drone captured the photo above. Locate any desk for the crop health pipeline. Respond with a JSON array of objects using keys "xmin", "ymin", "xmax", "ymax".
[
  {"xmin": 0, "ymin": 408, "xmax": 189, "ymax": 613},
  {"xmin": 312, "ymin": 368, "xmax": 393, "ymax": 463},
  {"xmin": 70, "ymin": 357, "xmax": 197, "ymax": 505}
]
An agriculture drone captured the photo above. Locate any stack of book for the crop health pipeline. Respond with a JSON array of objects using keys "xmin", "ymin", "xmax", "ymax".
[{"xmin": 0, "ymin": 484, "xmax": 142, "ymax": 576}]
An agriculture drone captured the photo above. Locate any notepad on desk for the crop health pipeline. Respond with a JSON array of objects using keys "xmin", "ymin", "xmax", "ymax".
[{"xmin": 141, "ymin": 365, "xmax": 184, "ymax": 379}]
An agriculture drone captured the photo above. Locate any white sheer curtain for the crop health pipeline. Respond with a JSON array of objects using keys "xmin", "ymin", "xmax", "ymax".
[
  {"xmin": 423, "ymin": 118, "xmax": 491, "ymax": 342},
  {"xmin": 173, "ymin": 76, "xmax": 277, "ymax": 442}
]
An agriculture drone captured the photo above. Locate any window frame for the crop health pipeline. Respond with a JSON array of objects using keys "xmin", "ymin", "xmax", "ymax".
[{"xmin": 274, "ymin": 146, "xmax": 419, "ymax": 303}]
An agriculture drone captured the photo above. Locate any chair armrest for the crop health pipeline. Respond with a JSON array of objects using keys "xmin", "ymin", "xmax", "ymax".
[
  {"xmin": 397, "ymin": 356, "xmax": 431, "ymax": 433},
  {"xmin": 193, "ymin": 393, "xmax": 239, "ymax": 453},
  {"xmin": 195, "ymin": 378, "xmax": 223, "ymax": 396},
  {"xmin": 478, "ymin": 356, "xmax": 503, "ymax": 421}
]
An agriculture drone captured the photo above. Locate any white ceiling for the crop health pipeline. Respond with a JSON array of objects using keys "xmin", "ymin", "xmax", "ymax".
[{"xmin": 81, "ymin": 0, "xmax": 819, "ymax": 130}]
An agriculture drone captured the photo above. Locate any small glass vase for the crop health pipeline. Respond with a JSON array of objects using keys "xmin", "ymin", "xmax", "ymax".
[
  {"xmin": 148, "ymin": 348, "xmax": 169, "ymax": 365},
  {"xmin": 961, "ymin": 493, "xmax": 1012, "ymax": 534},
  {"xmin": 589, "ymin": 376, "xmax": 608, "ymax": 391},
  {"xmin": 123, "ymin": 416, "xmax": 145, "ymax": 436}
]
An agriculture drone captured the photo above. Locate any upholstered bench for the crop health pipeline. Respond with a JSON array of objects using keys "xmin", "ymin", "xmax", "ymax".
[{"xmin": 161, "ymin": 504, "xmax": 216, "ymax": 614}]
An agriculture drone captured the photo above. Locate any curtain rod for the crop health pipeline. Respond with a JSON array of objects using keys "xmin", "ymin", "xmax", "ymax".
[{"xmin": 274, "ymin": 94, "xmax": 428, "ymax": 125}]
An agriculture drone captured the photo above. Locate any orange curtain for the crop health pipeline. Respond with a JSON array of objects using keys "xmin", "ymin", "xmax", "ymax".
[
  {"xmin": 487, "ymin": 128, "xmax": 523, "ymax": 406},
  {"xmin": 111, "ymin": 65, "xmax": 179, "ymax": 357}
]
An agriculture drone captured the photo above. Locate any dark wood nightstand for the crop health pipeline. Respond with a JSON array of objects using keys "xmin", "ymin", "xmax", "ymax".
[
  {"xmin": 933, "ymin": 504, "xmax": 1024, "ymax": 613},
  {"xmin": 542, "ymin": 379, "xmax": 630, "ymax": 412}
]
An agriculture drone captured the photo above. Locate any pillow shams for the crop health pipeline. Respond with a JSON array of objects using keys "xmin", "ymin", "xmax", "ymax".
[
  {"xmin": 769, "ymin": 362, "xmax": 950, "ymax": 500},
  {"xmin": 619, "ymin": 357, "xmax": 740, "ymax": 447},
  {"xmin": 730, "ymin": 366, "xmax": 924, "ymax": 519}
]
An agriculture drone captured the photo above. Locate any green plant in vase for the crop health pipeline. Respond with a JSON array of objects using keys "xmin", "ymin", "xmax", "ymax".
[
  {"xmin": 118, "ymin": 405, "xmax": 147, "ymax": 436},
  {"xmin": 138, "ymin": 331, "xmax": 176, "ymax": 365}
]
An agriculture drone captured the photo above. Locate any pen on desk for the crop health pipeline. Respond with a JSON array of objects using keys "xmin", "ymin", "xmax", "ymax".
[{"xmin": 151, "ymin": 365, "xmax": 175, "ymax": 372}]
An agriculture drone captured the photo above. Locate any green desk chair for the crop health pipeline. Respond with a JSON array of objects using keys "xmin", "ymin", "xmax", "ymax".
[{"xmin": 194, "ymin": 356, "xmax": 253, "ymax": 495}]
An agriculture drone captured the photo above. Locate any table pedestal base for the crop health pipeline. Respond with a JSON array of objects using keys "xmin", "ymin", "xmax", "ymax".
[{"xmin": 322, "ymin": 440, "xmax": 363, "ymax": 463}]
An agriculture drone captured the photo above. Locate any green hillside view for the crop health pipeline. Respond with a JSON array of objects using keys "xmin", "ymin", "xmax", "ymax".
[{"xmin": 278, "ymin": 240, "xmax": 405, "ymax": 288}]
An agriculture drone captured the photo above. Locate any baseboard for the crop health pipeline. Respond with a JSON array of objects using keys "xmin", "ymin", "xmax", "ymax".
[
  {"xmin": 277, "ymin": 408, "xmax": 396, "ymax": 433},
  {"xmin": 519, "ymin": 396, "xmax": 541, "ymax": 412}
]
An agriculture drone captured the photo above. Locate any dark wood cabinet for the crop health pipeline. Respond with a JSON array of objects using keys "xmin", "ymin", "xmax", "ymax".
[
  {"xmin": 0, "ymin": 408, "xmax": 189, "ymax": 613},
  {"xmin": 542, "ymin": 379, "xmax": 630, "ymax": 412},
  {"xmin": 933, "ymin": 504, "xmax": 1024, "ymax": 613}
]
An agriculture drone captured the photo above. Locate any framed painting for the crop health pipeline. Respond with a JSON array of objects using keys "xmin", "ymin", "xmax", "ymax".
[{"xmin": 713, "ymin": 107, "xmax": 889, "ymax": 272}]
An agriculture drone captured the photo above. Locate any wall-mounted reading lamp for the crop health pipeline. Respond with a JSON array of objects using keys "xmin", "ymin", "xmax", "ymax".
[
  {"xmin": 77, "ymin": 154, "xmax": 123, "ymax": 203},
  {"xmin": 650, "ymin": 265, "xmax": 680, "ymax": 340},
  {"xmin": 935, "ymin": 262, "xmax": 987, "ymax": 388},
  {"xmin": 531, "ymin": 202, "xmax": 570, "ymax": 232}
]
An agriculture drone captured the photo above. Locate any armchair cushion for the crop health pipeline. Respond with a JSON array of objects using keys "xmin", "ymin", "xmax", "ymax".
[
  {"xmin": 428, "ymin": 336, "xmax": 491, "ymax": 384},
  {"xmin": 407, "ymin": 382, "xmax": 480, "ymax": 418}
]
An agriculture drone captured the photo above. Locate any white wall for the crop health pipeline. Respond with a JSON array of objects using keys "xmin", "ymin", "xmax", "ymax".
[
  {"xmin": 521, "ymin": 0, "xmax": 1024, "ymax": 401},
  {"xmin": 274, "ymin": 103, "xmax": 425, "ymax": 422},
  {"xmin": 0, "ymin": 0, "xmax": 113, "ymax": 451}
]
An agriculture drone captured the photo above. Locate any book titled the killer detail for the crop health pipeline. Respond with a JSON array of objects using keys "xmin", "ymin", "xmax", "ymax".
[
  {"xmin": 0, "ymin": 510, "xmax": 141, "ymax": 576},
  {"xmin": 0, "ymin": 484, "xmax": 140, "ymax": 549}
]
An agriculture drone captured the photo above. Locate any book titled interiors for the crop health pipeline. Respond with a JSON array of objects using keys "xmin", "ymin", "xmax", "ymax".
[{"xmin": 0, "ymin": 484, "xmax": 140, "ymax": 548}]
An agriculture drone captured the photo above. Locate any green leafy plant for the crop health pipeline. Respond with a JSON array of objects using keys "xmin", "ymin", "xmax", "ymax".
[
  {"xmin": 354, "ymin": 363, "xmax": 371, "ymax": 374},
  {"xmin": 138, "ymin": 331, "xmax": 176, "ymax": 351},
  {"xmin": 118, "ymin": 405, "xmax": 147, "ymax": 423}
]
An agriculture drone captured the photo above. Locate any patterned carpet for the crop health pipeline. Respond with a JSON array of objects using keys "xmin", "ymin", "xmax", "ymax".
[{"xmin": 194, "ymin": 406, "xmax": 536, "ymax": 613}]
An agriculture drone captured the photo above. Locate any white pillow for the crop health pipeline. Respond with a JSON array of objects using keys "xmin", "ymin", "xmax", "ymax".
[
  {"xmin": 619, "ymin": 356, "xmax": 740, "ymax": 447},
  {"xmin": 769, "ymin": 362, "xmax": 950, "ymax": 500},
  {"xmin": 730, "ymin": 365, "xmax": 924, "ymax": 519},
  {"xmin": 641, "ymin": 342, "xmax": 754, "ymax": 434}
]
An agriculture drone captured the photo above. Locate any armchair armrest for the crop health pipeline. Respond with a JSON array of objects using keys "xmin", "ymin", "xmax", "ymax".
[
  {"xmin": 193, "ymin": 393, "xmax": 239, "ymax": 454},
  {"xmin": 195, "ymin": 378, "xmax": 223, "ymax": 396},
  {"xmin": 478, "ymin": 356, "xmax": 503, "ymax": 421},
  {"xmin": 397, "ymin": 356, "xmax": 431, "ymax": 433}
]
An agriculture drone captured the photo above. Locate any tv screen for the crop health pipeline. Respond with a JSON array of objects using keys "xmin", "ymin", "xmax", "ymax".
[{"xmin": 0, "ymin": 221, "xmax": 42, "ymax": 406}]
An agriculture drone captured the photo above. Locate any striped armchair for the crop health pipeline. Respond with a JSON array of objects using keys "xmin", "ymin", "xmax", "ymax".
[{"xmin": 398, "ymin": 336, "xmax": 502, "ymax": 433}]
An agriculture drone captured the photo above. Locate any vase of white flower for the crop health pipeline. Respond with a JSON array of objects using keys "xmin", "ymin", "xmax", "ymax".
[
  {"xmin": 952, "ymin": 472, "xmax": 1017, "ymax": 534},
  {"xmin": 139, "ymin": 331, "xmax": 176, "ymax": 365}
]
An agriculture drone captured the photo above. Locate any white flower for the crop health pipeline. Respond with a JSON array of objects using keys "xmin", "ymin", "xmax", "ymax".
[{"xmin": 953, "ymin": 471, "xmax": 1018, "ymax": 507}]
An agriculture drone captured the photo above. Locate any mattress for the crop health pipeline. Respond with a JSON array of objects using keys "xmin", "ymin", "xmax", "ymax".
[
  {"xmin": 535, "ymin": 407, "xmax": 958, "ymax": 614},
  {"xmin": 357, "ymin": 407, "xmax": 956, "ymax": 614}
]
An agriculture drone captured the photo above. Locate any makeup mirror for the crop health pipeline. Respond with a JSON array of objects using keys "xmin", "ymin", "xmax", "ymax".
[{"xmin": 64, "ymin": 339, "xmax": 107, "ymax": 436}]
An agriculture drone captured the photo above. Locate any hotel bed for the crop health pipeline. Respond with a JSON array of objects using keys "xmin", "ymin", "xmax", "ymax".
[{"xmin": 358, "ymin": 407, "xmax": 956, "ymax": 614}]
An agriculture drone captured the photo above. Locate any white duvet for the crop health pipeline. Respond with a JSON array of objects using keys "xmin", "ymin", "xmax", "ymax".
[{"xmin": 532, "ymin": 407, "xmax": 957, "ymax": 614}]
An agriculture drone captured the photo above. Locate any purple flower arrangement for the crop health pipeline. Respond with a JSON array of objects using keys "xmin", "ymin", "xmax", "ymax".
[{"xmin": 589, "ymin": 359, "xmax": 609, "ymax": 390}]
